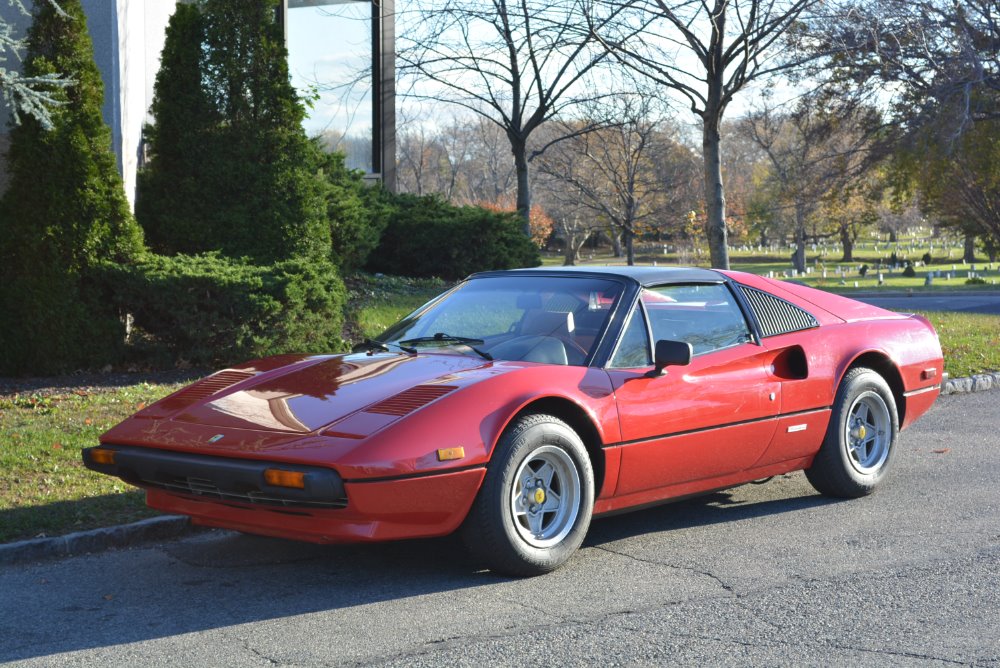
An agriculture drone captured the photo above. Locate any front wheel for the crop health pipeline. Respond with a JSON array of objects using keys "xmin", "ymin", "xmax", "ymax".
[
  {"xmin": 806, "ymin": 367, "xmax": 899, "ymax": 498},
  {"xmin": 463, "ymin": 413, "xmax": 594, "ymax": 576}
]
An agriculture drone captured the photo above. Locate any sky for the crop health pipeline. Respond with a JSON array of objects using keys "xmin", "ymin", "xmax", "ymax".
[{"xmin": 286, "ymin": 2, "xmax": 373, "ymax": 140}]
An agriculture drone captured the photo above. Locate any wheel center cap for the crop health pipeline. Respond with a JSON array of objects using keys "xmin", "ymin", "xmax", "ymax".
[
  {"xmin": 857, "ymin": 425, "xmax": 867, "ymax": 439},
  {"xmin": 533, "ymin": 488, "xmax": 546, "ymax": 504}
]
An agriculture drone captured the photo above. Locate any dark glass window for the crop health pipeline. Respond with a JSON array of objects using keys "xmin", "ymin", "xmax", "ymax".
[
  {"xmin": 609, "ymin": 304, "xmax": 652, "ymax": 368},
  {"xmin": 380, "ymin": 276, "xmax": 625, "ymax": 366},
  {"xmin": 642, "ymin": 284, "xmax": 752, "ymax": 356}
]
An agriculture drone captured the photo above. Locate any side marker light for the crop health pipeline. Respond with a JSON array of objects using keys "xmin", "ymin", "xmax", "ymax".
[{"xmin": 437, "ymin": 447, "xmax": 465, "ymax": 462}]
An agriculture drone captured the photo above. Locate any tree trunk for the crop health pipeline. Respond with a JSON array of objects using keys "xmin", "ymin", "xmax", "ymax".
[
  {"xmin": 611, "ymin": 231, "xmax": 623, "ymax": 258},
  {"xmin": 840, "ymin": 224, "xmax": 854, "ymax": 262},
  {"xmin": 964, "ymin": 232, "xmax": 976, "ymax": 263},
  {"xmin": 624, "ymin": 228, "xmax": 635, "ymax": 266},
  {"xmin": 888, "ymin": 229, "xmax": 898, "ymax": 242},
  {"xmin": 702, "ymin": 113, "xmax": 729, "ymax": 269},
  {"xmin": 512, "ymin": 138, "xmax": 532, "ymax": 237},
  {"xmin": 563, "ymin": 233, "xmax": 578, "ymax": 265},
  {"xmin": 792, "ymin": 203, "xmax": 807, "ymax": 273}
]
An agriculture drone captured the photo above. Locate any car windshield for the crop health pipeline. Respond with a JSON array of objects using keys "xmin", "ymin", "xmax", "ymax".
[{"xmin": 378, "ymin": 275, "xmax": 625, "ymax": 366}]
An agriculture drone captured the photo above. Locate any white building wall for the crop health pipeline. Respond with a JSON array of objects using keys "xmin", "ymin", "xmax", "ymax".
[{"xmin": 0, "ymin": 1, "xmax": 177, "ymax": 209}]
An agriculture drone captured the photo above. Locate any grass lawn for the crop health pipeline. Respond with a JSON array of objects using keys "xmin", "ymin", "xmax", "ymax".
[
  {"xmin": 545, "ymin": 250, "xmax": 1000, "ymax": 292},
  {"xmin": 0, "ymin": 382, "xmax": 187, "ymax": 542},
  {"xmin": 2, "ymin": 267, "xmax": 998, "ymax": 544}
]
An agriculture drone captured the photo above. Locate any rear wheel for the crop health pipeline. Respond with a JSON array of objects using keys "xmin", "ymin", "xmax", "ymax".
[
  {"xmin": 806, "ymin": 367, "xmax": 899, "ymax": 497},
  {"xmin": 463, "ymin": 413, "xmax": 594, "ymax": 576}
]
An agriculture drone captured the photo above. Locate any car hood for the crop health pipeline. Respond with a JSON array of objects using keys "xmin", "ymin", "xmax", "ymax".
[{"xmin": 143, "ymin": 352, "xmax": 493, "ymax": 435}]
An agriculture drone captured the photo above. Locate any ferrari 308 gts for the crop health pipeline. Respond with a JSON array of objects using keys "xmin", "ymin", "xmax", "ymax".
[{"xmin": 84, "ymin": 267, "xmax": 942, "ymax": 575}]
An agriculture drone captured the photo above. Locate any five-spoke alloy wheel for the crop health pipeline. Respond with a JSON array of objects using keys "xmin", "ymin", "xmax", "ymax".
[
  {"xmin": 463, "ymin": 413, "xmax": 594, "ymax": 576},
  {"xmin": 806, "ymin": 367, "xmax": 899, "ymax": 498}
]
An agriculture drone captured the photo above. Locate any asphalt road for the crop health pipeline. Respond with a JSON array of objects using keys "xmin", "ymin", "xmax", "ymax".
[
  {"xmin": 856, "ymin": 292, "xmax": 1000, "ymax": 315},
  {"xmin": 2, "ymin": 391, "xmax": 999, "ymax": 667}
]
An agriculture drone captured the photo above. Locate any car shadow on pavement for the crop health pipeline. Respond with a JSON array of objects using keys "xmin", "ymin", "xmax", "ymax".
[
  {"xmin": 0, "ymin": 476, "xmax": 845, "ymax": 663},
  {"xmin": 586, "ymin": 479, "xmax": 844, "ymax": 547}
]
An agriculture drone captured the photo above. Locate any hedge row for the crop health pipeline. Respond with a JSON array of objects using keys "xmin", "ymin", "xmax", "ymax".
[
  {"xmin": 367, "ymin": 194, "xmax": 541, "ymax": 281},
  {"xmin": 91, "ymin": 254, "xmax": 347, "ymax": 368}
]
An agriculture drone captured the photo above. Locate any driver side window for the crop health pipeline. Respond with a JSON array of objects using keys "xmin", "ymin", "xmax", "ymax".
[
  {"xmin": 609, "ymin": 305, "xmax": 652, "ymax": 368},
  {"xmin": 643, "ymin": 284, "xmax": 752, "ymax": 356}
]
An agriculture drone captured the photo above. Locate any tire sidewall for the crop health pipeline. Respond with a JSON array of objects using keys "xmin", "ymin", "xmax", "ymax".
[
  {"xmin": 832, "ymin": 370, "xmax": 899, "ymax": 490},
  {"xmin": 478, "ymin": 415, "xmax": 594, "ymax": 574}
]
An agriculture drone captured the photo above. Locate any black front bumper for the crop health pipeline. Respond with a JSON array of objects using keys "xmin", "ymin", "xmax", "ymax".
[{"xmin": 83, "ymin": 445, "xmax": 347, "ymax": 508}]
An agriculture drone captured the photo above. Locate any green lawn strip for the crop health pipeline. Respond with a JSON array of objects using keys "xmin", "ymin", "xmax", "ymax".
[
  {"xmin": 347, "ymin": 273, "xmax": 448, "ymax": 341},
  {"xmin": 0, "ymin": 383, "xmax": 185, "ymax": 542},
  {"xmin": 916, "ymin": 311, "xmax": 1000, "ymax": 379},
  {"xmin": 543, "ymin": 250, "xmax": 1000, "ymax": 292}
]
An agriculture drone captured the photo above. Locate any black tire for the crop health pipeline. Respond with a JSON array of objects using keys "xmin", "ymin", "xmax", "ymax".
[
  {"xmin": 806, "ymin": 367, "xmax": 899, "ymax": 498},
  {"xmin": 462, "ymin": 413, "xmax": 594, "ymax": 576}
]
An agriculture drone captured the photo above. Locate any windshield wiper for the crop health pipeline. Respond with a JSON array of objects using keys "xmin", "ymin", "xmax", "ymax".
[
  {"xmin": 353, "ymin": 338, "xmax": 417, "ymax": 355},
  {"xmin": 399, "ymin": 332, "xmax": 493, "ymax": 360}
]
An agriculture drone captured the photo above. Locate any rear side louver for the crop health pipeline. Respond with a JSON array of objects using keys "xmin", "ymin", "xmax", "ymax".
[
  {"xmin": 364, "ymin": 385, "xmax": 458, "ymax": 417},
  {"xmin": 740, "ymin": 286, "xmax": 819, "ymax": 338}
]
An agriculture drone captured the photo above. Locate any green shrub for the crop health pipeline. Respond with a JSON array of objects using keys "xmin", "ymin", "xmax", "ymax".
[
  {"xmin": 966, "ymin": 276, "xmax": 987, "ymax": 285},
  {"xmin": 136, "ymin": 0, "xmax": 330, "ymax": 263},
  {"xmin": 318, "ymin": 150, "xmax": 390, "ymax": 272},
  {"xmin": 95, "ymin": 254, "xmax": 347, "ymax": 366},
  {"xmin": 902, "ymin": 263, "xmax": 916, "ymax": 277},
  {"xmin": 367, "ymin": 194, "xmax": 540, "ymax": 280},
  {"xmin": 0, "ymin": 0, "xmax": 145, "ymax": 375}
]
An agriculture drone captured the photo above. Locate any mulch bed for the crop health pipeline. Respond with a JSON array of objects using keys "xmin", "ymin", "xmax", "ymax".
[{"xmin": 0, "ymin": 369, "xmax": 208, "ymax": 399}]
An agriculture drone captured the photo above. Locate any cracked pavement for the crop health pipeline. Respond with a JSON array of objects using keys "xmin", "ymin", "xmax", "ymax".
[{"xmin": 1, "ymin": 391, "xmax": 999, "ymax": 666}]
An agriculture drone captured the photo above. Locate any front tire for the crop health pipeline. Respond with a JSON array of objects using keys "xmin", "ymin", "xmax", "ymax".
[
  {"xmin": 806, "ymin": 367, "xmax": 899, "ymax": 498},
  {"xmin": 463, "ymin": 413, "xmax": 594, "ymax": 576}
]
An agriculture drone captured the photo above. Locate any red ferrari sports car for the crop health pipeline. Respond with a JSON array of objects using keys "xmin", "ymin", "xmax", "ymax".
[{"xmin": 84, "ymin": 267, "xmax": 942, "ymax": 575}]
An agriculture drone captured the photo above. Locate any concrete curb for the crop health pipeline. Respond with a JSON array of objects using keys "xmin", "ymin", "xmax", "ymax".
[
  {"xmin": 0, "ymin": 515, "xmax": 204, "ymax": 566},
  {"xmin": 941, "ymin": 371, "xmax": 1000, "ymax": 395},
  {"xmin": 1, "ymin": 373, "xmax": 996, "ymax": 567}
]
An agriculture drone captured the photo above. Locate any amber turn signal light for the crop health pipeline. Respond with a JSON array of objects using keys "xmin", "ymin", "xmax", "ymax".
[
  {"xmin": 437, "ymin": 447, "xmax": 465, "ymax": 462},
  {"xmin": 90, "ymin": 448, "xmax": 116, "ymax": 465},
  {"xmin": 264, "ymin": 469, "xmax": 305, "ymax": 489}
]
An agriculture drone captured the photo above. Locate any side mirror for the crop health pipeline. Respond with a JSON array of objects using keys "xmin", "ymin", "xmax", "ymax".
[{"xmin": 646, "ymin": 339, "xmax": 692, "ymax": 377}]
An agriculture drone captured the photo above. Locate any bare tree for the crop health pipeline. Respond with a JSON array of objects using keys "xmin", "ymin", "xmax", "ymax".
[
  {"xmin": 742, "ymin": 95, "xmax": 880, "ymax": 272},
  {"xmin": 814, "ymin": 0, "xmax": 1000, "ymax": 138},
  {"xmin": 591, "ymin": 0, "xmax": 822, "ymax": 269},
  {"xmin": 536, "ymin": 96, "xmax": 666, "ymax": 264},
  {"xmin": 456, "ymin": 116, "xmax": 518, "ymax": 205},
  {"xmin": 536, "ymin": 94, "xmax": 699, "ymax": 264},
  {"xmin": 398, "ymin": 0, "xmax": 632, "ymax": 234}
]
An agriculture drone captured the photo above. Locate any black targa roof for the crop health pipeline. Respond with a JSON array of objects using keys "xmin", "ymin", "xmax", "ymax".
[{"xmin": 471, "ymin": 265, "xmax": 724, "ymax": 287}]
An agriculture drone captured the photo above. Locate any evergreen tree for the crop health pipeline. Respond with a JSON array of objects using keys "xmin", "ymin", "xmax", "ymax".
[
  {"xmin": 137, "ymin": 0, "xmax": 329, "ymax": 263},
  {"xmin": 135, "ymin": 3, "xmax": 215, "ymax": 254},
  {"xmin": 317, "ymin": 150, "xmax": 389, "ymax": 272},
  {"xmin": 0, "ymin": 0, "xmax": 144, "ymax": 375}
]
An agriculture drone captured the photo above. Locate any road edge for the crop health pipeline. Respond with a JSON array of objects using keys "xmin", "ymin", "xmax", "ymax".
[
  {"xmin": 941, "ymin": 371, "xmax": 1000, "ymax": 395},
  {"xmin": 0, "ymin": 515, "xmax": 205, "ymax": 566}
]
